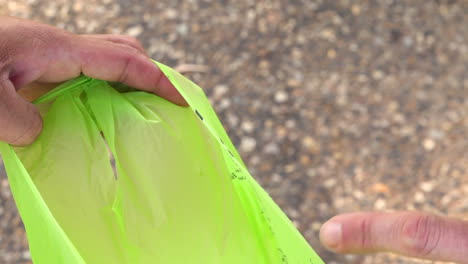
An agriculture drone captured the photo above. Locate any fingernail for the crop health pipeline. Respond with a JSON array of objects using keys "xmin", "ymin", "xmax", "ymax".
[{"xmin": 320, "ymin": 221, "xmax": 342, "ymax": 249}]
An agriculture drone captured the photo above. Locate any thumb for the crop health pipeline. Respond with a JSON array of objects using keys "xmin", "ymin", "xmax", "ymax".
[
  {"xmin": 320, "ymin": 211, "xmax": 468, "ymax": 263},
  {"xmin": 0, "ymin": 79, "xmax": 42, "ymax": 146}
]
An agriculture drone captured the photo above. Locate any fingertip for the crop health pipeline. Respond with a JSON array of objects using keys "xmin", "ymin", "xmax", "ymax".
[
  {"xmin": 155, "ymin": 74, "xmax": 188, "ymax": 106},
  {"xmin": 171, "ymin": 92, "xmax": 189, "ymax": 106},
  {"xmin": 320, "ymin": 220, "xmax": 343, "ymax": 252},
  {"xmin": 320, "ymin": 212, "xmax": 377, "ymax": 254}
]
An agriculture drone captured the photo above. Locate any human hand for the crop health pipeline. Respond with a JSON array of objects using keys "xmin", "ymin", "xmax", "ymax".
[
  {"xmin": 320, "ymin": 211, "xmax": 468, "ymax": 263},
  {"xmin": 0, "ymin": 16, "xmax": 186, "ymax": 146}
]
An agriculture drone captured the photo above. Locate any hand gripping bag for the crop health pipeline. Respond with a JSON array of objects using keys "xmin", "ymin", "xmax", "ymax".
[{"xmin": 0, "ymin": 61, "xmax": 324, "ymax": 264}]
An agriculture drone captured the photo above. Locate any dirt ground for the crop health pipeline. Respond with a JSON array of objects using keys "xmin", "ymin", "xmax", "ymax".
[{"xmin": 0, "ymin": 0, "xmax": 467, "ymax": 263}]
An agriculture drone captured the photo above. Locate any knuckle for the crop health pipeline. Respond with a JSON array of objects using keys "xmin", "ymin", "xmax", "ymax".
[
  {"xmin": 114, "ymin": 42, "xmax": 142, "ymax": 56},
  {"xmin": 124, "ymin": 36, "xmax": 142, "ymax": 46},
  {"xmin": 399, "ymin": 213, "xmax": 443, "ymax": 256},
  {"xmin": 32, "ymin": 27, "xmax": 71, "ymax": 52},
  {"xmin": 0, "ymin": 53, "xmax": 12, "ymax": 79},
  {"xmin": 0, "ymin": 39, "xmax": 12, "ymax": 62},
  {"xmin": 118, "ymin": 36, "xmax": 146, "ymax": 54},
  {"xmin": 117, "ymin": 54, "xmax": 135, "ymax": 84},
  {"xmin": 126, "ymin": 45, "xmax": 142, "ymax": 55},
  {"xmin": 0, "ymin": 39, "xmax": 14, "ymax": 78},
  {"xmin": 360, "ymin": 214, "xmax": 375, "ymax": 248},
  {"xmin": 15, "ymin": 22, "xmax": 72, "ymax": 57},
  {"xmin": 16, "ymin": 23, "xmax": 51, "ymax": 48}
]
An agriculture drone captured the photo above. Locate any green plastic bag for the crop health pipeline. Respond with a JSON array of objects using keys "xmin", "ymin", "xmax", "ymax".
[{"xmin": 0, "ymin": 61, "xmax": 323, "ymax": 264}]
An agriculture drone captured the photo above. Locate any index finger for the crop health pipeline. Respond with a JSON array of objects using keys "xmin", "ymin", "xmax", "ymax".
[
  {"xmin": 320, "ymin": 211, "xmax": 468, "ymax": 262},
  {"xmin": 74, "ymin": 37, "xmax": 187, "ymax": 105}
]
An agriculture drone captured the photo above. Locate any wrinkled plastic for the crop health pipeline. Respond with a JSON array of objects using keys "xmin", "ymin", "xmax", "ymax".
[{"xmin": 0, "ymin": 61, "xmax": 323, "ymax": 264}]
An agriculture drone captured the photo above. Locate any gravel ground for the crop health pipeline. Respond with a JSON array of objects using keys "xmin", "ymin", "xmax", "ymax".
[{"xmin": 1, "ymin": 0, "xmax": 467, "ymax": 263}]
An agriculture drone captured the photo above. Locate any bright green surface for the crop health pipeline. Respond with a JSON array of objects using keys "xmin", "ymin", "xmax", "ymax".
[{"xmin": 0, "ymin": 61, "xmax": 323, "ymax": 264}]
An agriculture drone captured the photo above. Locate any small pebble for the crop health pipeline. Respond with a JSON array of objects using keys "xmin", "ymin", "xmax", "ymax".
[
  {"xmin": 241, "ymin": 120, "xmax": 255, "ymax": 133},
  {"xmin": 371, "ymin": 183, "xmax": 390, "ymax": 194},
  {"xmin": 274, "ymin": 90, "xmax": 288, "ymax": 103},
  {"xmin": 271, "ymin": 173, "xmax": 282, "ymax": 183},
  {"xmin": 423, "ymin": 138, "xmax": 436, "ymax": 151},
  {"xmin": 302, "ymin": 136, "xmax": 319, "ymax": 153},
  {"xmin": 240, "ymin": 137, "xmax": 256, "ymax": 152},
  {"xmin": 323, "ymin": 178, "xmax": 337, "ymax": 188},
  {"xmin": 126, "ymin": 25, "xmax": 143, "ymax": 37},
  {"xmin": 176, "ymin": 24, "xmax": 189, "ymax": 35},
  {"xmin": 372, "ymin": 70, "xmax": 384, "ymax": 80},
  {"xmin": 420, "ymin": 181, "xmax": 435, "ymax": 192},
  {"xmin": 351, "ymin": 4, "xmax": 361, "ymax": 16},
  {"xmin": 164, "ymin": 8, "xmax": 178, "ymax": 19},
  {"xmin": 414, "ymin": 191, "xmax": 425, "ymax": 203},
  {"xmin": 311, "ymin": 222, "xmax": 322, "ymax": 231},
  {"xmin": 213, "ymin": 84, "xmax": 228, "ymax": 98},
  {"xmin": 327, "ymin": 49, "xmax": 337, "ymax": 59},
  {"xmin": 374, "ymin": 199, "xmax": 386, "ymax": 210},
  {"xmin": 263, "ymin": 142, "xmax": 280, "ymax": 154}
]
